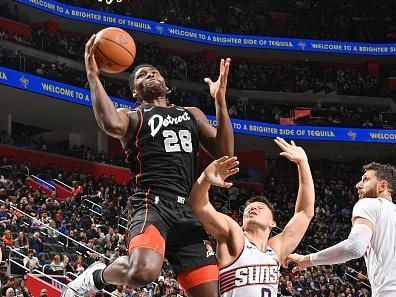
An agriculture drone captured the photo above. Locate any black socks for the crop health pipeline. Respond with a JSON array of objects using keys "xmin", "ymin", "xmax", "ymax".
[
  {"xmin": 92, "ymin": 269, "xmax": 107, "ymax": 290},
  {"xmin": 92, "ymin": 268, "xmax": 117, "ymax": 292}
]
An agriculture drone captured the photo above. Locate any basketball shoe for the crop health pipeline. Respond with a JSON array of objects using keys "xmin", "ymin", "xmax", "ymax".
[{"xmin": 62, "ymin": 261, "xmax": 106, "ymax": 297}]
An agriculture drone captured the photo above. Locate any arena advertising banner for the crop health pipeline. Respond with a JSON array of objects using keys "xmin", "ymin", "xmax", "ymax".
[
  {"xmin": 18, "ymin": 0, "xmax": 396, "ymax": 56},
  {"xmin": 0, "ymin": 66, "xmax": 395, "ymax": 143},
  {"xmin": 0, "ymin": 66, "xmax": 132, "ymax": 110},
  {"xmin": 206, "ymin": 116, "xmax": 396, "ymax": 143}
]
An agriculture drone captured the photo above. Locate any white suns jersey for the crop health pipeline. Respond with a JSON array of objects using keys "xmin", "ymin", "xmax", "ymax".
[
  {"xmin": 352, "ymin": 198, "xmax": 396, "ymax": 297},
  {"xmin": 219, "ymin": 236, "xmax": 280, "ymax": 297}
]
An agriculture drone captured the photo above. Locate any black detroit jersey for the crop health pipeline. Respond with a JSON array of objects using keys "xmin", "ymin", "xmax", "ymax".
[{"xmin": 125, "ymin": 104, "xmax": 200, "ymax": 197}]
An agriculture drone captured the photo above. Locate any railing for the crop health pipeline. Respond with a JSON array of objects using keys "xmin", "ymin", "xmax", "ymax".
[
  {"xmin": 82, "ymin": 197, "xmax": 131, "ymax": 231},
  {"xmin": 81, "ymin": 197, "xmax": 103, "ymax": 216},
  {"xmin": 118, "ymin": 216, "xmax": 128, "ymax": 230},
  {"xmin": 0, "ymin": 199, "xmax": 109, "ymax": 261},
  {"xmin": 53, "ymin": 179, "xmax": 73, "ymax": 191},
  {"xmin": 8, "ymin": 248, "xmax": 119, "ymax": 296},
  {"xmin": 30, "ymin": 175, "xmax": 56, "ymax": 191},
  {"xmin": 8, "ymin": 248, "xmax": 66, "ymax": 289}
]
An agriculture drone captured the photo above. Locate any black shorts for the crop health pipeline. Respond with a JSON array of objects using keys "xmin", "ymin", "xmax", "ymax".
[{"xmin": 127, "ymin": 189, "xmax": 216, "ymax": 276}]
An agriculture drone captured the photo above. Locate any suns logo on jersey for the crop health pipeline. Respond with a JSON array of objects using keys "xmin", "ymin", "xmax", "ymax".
[
  {"xmin": 235, "ymin": 265, "xmax": 279, "ymax": 286},
  {"xmin": 220, "ymin": 264, "xmax": 279, "ymax": 295}
]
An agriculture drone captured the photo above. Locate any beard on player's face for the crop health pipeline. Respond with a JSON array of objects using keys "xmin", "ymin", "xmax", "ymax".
[
  {"xmin": 357, "ymin": 180, "xmax": 378, "ymax": 199},
  {"xmin": 360, "ymin": 185, "xmax": 378, "ymax": 198},
  {"xmin": 136, "ymin": 79, "xmax": 168, "ymax": 101}
]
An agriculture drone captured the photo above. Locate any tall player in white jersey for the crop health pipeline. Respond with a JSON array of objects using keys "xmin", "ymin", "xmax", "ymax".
[
  {"xmin": 288, "ymin": 162, "xmax": 396, "ymax": 297},
  {"xmin": 188, "ymin": 137, "xmax": 315, "ymax": 297}
]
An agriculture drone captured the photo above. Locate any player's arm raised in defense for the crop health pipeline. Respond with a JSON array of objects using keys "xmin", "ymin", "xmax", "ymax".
[
  {"xmin": 287, "ymin": 203, "xmax": 376, "ymax": 272},
  {"xmin": 85, "ymin": 34, "xmax": 132, "ymax": 139},
  {"xmin": 269, "ymin": 138, "xmax": 315, "ymax": 260},
  {"xmin": 188, "ymin": 157, "xmax": 242, "ymax": 254},
  {"xmin": 187, "ymin": 58, "xmax": 234, "ymax": 158}
]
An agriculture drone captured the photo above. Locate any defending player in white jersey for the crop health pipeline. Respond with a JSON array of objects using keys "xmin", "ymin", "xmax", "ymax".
[
  {"xmin": 188, "ymin": 137, "xmax": 315, "ymax": 297},
  {"xmin": 288, "ymin": 162, "xmax": 396, "ymax": 297}
]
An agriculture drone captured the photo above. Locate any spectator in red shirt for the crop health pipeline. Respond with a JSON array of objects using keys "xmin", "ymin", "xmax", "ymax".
[
  {"xmin": 55, "ymin": 209, "xmax": 63, "ymax": 224},
  {"xmin": 71, "ymin": 181, "xmax": 83, "ymax": 199},
  {"xmin": 2, "ymin": 230, "xmax": 14, "ymax": 247}
]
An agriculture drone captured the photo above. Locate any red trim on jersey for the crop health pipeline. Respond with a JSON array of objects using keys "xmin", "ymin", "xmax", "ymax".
[
  {"xmin": 218, "ymin": 244, "xmax": 245, "ymax": 271},
  {"xmin": 140, "ymin": 187, "xmax": 151, "ymax": 233},
  {"xmin": 128, "ymin": 224, "xmax": 165, "ymax": 257},
  {"xmin": 177, "ymin": 264, "xmax": 219, "ymax": 291},
  {"xmin": 134, "ymin": 108, "xmax": 144, "ymax": 188}
]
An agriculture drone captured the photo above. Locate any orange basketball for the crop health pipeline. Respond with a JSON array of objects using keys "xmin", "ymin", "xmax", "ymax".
[{"xmin": 94, "ymin": 27, "xmax": 136, "ymax": 74}]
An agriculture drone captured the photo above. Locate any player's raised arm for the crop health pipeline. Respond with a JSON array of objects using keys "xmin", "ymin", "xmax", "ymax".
[
  {"xmin": 85, "ymin": 34, "xmax": 130, "ymax": 139},
  {"xmin": 269, "ymin": 138, "xmax": 315, "ymax": 260},
  {"xmin": 188, "ymin": 156, "xmax": 241, "ymax": 242},
  {"xmin": 187, "ymin": 58, "xmax": 234, "ymax": 158}
]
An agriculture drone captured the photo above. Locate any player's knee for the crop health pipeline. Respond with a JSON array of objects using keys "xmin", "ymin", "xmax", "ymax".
[
  {"xmin": 126, "ymin": 262, "xmax": 160, "ymax": 287},
  {"xmin": 124, "ymin": 250, "xmax": 162, "ymax": 287}
]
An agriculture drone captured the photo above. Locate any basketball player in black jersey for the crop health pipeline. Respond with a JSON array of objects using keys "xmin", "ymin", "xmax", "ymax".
[{"xmin": 62, "ymin": 35, "xmax": 234, "ymax": 297}]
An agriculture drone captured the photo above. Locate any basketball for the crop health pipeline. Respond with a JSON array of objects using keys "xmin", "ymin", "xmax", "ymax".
[{"xmin": 94, "ymin": 27, "xmax": 136, "ymax": 74}]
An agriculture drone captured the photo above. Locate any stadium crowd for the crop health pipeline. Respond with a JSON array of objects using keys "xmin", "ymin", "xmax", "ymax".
[
  {"xmin": 0, "ymin": 28, "xmax": 395, "ymax": 131},
  {"xmin": 0, "ymin": 147, "xmax": 380, "ymax": 296}
]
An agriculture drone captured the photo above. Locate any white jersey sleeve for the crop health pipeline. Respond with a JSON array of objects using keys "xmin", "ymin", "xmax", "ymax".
[
  {"xmin": 351, "ymin": 198, "xmax": 396, "ymax": 297},
  {"xmin": 352, "ymin": 198, "xmax": 382, "ymax": 226}
]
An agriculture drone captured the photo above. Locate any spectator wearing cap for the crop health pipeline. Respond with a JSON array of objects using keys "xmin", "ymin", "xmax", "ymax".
[{"xmin": 57, "ymin": 220, "xmax": 69, "ymax": 236}]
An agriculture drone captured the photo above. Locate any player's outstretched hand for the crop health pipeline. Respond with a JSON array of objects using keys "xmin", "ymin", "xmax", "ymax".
[
  {"xmin": 202, "ymin": 156, "xmax": 239, "ymax": 188},
  {"xmin": 204, "ymin": 58, "xmax": 231, "ymax": 105},
  {"xmin": 85, "ymin": 34, "xmax": 99, "ymax": 78},
  {"xmin": 274, "ymin": 137, "xmax": 308, "ymax": 165},
  {"xmin": 286, "ymin": 253, "xmax": 312, "ymax": 273}
]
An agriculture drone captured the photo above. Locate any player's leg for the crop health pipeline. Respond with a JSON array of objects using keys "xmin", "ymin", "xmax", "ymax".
[
  {"xmin": 178, "ymin": 265, "xmax": 219, "ymax": 297},
  {"xmin": 102, "ymin": 192, "xmax": 169, "ymax": 287},
  {"xmin": 166, "ymin": 224, "xmax": 219, "ymax": 297},
  {"xmin": 62, "ymin": 192, "xmax": 168, "ymax": 297},
  {"xmin": 102, "ymin": 225, "xmax": 165, "ymax": 287},
  {"xmin": 62, "ymin": 225, "xmax": 165, "ymax": 296}
]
